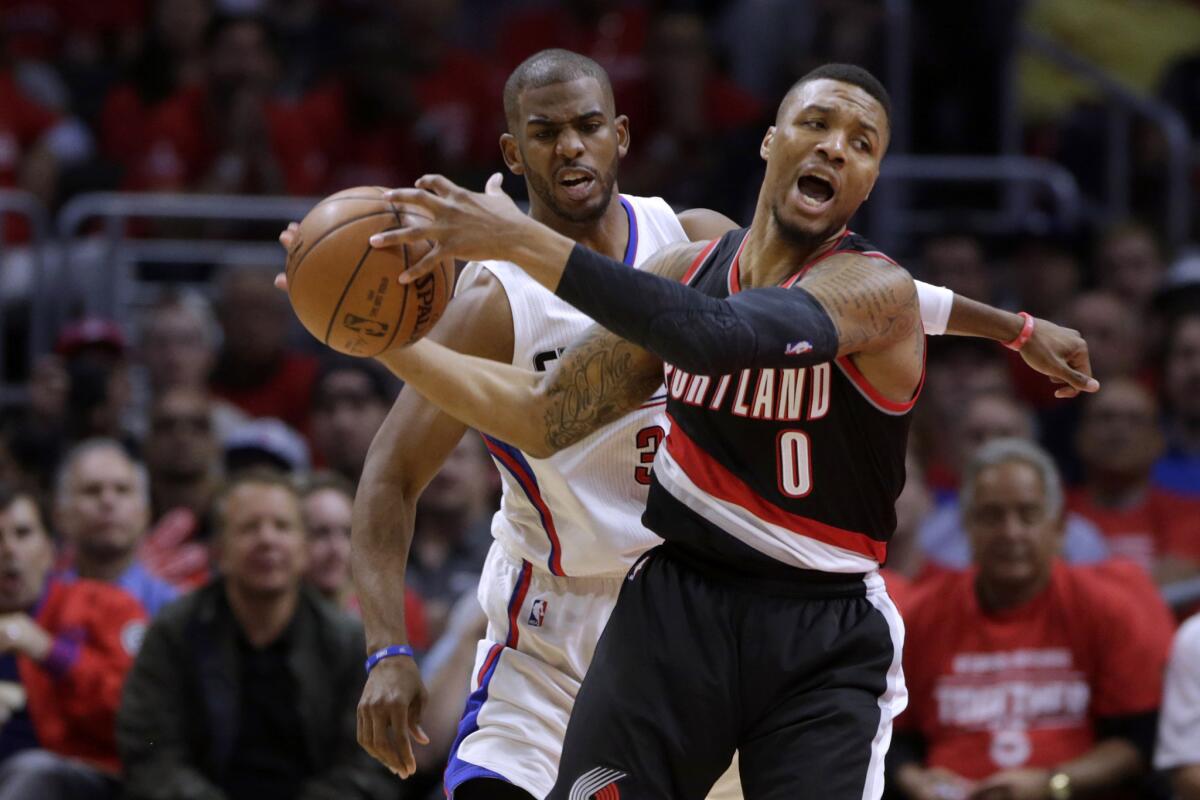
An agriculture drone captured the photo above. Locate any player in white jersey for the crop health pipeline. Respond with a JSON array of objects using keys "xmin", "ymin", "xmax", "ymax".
[{"xmin": 278, "ymin": 50, "xmax": 1096, "ymax": 800}]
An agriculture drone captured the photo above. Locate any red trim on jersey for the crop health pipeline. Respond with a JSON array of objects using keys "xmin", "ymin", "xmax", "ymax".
[
  {"xmin": 483, "ymin": 439, "xmax": 566, "ymax": 575},
  {"xmin": 835, "ymin": 350, "xmax": 926, "ymax": 414},
  {"xmin": 680, "ymin": 238, "xmax": 720, "ymax": 286},
  {"xmin": 504, "ymin": 561, "xmax": 533, "ymax": 649},
  {"xmin": 664, "ymin": 416, "xmax": 888, "ymax": 562},
  {"xmin": 475, "ymin": 643, "xmax": 503, "ymax": 686},
  {"xmin": 727, "ymin": 233, "xmax": 750, "ymax": 294},
  {"xmin": 779, "ymin": 230, "xmax": 852, "ymax": 289}
]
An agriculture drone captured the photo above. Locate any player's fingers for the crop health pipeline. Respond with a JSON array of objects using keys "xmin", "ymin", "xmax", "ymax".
[
  {"xmin": 399, "ymin": 244, "xmax": 445, "ymax": 284},
  {"xmin": 369, "ymin": 708, "xmax": 402, "ymax": 774},
  {"xmin": 273, "ymin": 272, "xmax": 289, "ymax": 292},
  {"xmin": 413, "ymin": 174, "xmax": 459, "ymax": 198},
  {"xmin": 369, "ymin": 226, "xmax": 429, "ymax": 249},
  {"xmin": 383, "ymin": 187, "xmax": 445, "ymax": 214},
  {"xmin": 356, "ymin": 705, "xmax": 380, "ymax": 765},
  {"xmin": 408, "ymin": 691, "xmax": 430, "ymax": 745},
  {"xmin": 387, "ymin": 706, "xmax": 416, "ymax": 778}
]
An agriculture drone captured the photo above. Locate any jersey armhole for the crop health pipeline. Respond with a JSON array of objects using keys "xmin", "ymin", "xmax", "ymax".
[{"xmin": 680, "ymin": 239, "xmax": 720, "ymax": 286}]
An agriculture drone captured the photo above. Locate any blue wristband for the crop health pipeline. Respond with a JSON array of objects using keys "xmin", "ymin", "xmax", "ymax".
[{"xmin": 365, "ymin": 645, "xmax": 414, "ymax": 674}]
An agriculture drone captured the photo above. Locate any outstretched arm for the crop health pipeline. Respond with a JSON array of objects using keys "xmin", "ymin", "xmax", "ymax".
[{"xmin": 376, "ymin": 242, "xmax": 702, "ymax": 457}]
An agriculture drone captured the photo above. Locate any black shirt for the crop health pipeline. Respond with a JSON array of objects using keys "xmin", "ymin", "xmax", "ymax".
[{"xmin": 223, "ymin": 620, "xmax": 310, "ymax": 800}]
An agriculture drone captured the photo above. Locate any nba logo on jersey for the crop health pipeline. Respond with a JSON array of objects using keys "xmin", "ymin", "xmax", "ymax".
[{"xmin": 528, "ymin": 598, "xmax": 548, "ymax": 627}]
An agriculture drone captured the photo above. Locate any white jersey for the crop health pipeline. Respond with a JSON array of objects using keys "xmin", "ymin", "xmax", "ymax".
[{"xmin": 458, "ymin": 195, "xmax": 687, "ymax": 578}]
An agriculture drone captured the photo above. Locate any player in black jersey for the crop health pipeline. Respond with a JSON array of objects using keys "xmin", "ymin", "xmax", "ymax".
[{"xmin": 367, "ymin": 64, "xmax": 1097, "ymax": 799}]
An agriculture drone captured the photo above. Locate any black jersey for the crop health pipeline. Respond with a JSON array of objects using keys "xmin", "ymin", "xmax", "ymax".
[{"xmin": 642, "ymin": 227, "xmax": 923, "ymax": 575}]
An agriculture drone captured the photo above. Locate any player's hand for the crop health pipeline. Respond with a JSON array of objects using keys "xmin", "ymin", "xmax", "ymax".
[
  {"xmin": 896, "ymin": 764, "xmax": 975, "ymax": 800},
  {"xmin": 372, "ymin": 173, "xmax": 527, "ymax": 282},
  {"xmin": 966, "ymin": 767, "xmax": 1053, "ymax": 800},
  {"xmin": 1018, "ymin": 318, "xmax": 1099, "ymax": 399},
  {"xmin": 273, "ymin": 222, "xmax": 301, "ymax": 292},
  {"xmin": 357, "ymin": 654, "xmax": 430, "ymax": 778},
  {"xmin": 0, "ymin": 614, "xmax": 52, "ymax": 660}
]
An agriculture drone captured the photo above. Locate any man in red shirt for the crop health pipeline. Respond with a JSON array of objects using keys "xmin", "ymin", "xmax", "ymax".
[
  {"xmin": 129, "ymin": 14, "xmax": 322, "ymax": 195},
  {"xmin": 1070, "ymin": 378, "xmax": 1200, "ymax": 584},
  {"xmin": 0, "ymin": 482, "xmax": 147, "ymax": 800},
  {"xmin": 894, "ymin": 438, "xmax": 1174, "ymax": 800}
]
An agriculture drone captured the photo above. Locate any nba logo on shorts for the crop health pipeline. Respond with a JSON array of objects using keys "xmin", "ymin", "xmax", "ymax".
[{"xmin": 528, "ymin": 598, "xmax": 548, "ymax": 627}]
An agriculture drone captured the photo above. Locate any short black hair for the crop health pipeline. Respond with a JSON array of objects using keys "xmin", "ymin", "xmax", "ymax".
[
  {"xmin": 502, "ymin": 49, "xmax": 615, "ymax": 133},
  {"xmin": 312, "ymin": 356, "xmax": 397, "ymax": 409},
  {"xmin": 787, "ymin": 63, "xmax": 891, "ymax": 127}
]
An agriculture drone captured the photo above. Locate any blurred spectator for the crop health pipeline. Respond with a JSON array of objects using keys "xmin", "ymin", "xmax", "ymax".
[
  {"xmin": 210, "ymin": 265, "xmax": 318, "ymax": 432},
  {"xmin": 881, "ymin": 455, "xmax": 934, "ymax": 613},
  {"xmin": 919, "ymin": 391, "xmax": 1109, "ymax": 570},
  {"xmin": 498, "ymin": 0, "xmax": 648, "ymax": 112},
  {"xmin": 0, "ymin": 482, "xmax": 146, "ymax": 800},
  {"xmin": 714, "ymin": 0, "xmax": 816, "ymax": 103},
  {"xmin": 54, "ymin": 439, "xmax": 178, "ymax": 615},
  {"xmin": 309, "ymin": 357, "xmax": 394, "ymax": 484},
  {"xmin": 618, "ymin": 12, "xmax": 764, "ymax": 217},
  {"xmin": 913, "ymin": 339, "xmax": 1013, "ymax": 496},
  {"xmin": 117, "ymin": 470, "xmax": 394, "ymax": 800},
  {"xmin": 1155, "ymin": 251, "xmax": 1200, "ymax": 326},
  {"xmin": 892, "ymin": 438, "xmax": 1174, "ymax": 800},
  {"xmin": 298, "ymin": 22, "xmax": 426, "ymax": 192},
  {"xmin": 1010, "ymin": 237, "xmax": 1081, "ymax": 322},
  {"xmin": 223, "ymin": 416, "xmax": 309, "ymax": 474},
  {"xmin": 99, "ymin": 0, "xmax": 214, "ymax": 173},
  {"xmin": 1094, "ymin": 222, "xmax": 1166, "ymax": 312},
  {"xmin": 299, "ymin": 472, "xmax": 430, "ymax": 650},
  {"xmin": 1070, "ymin": 378, "xmax": 1200, "ymax": 583},
  {"xmin": 56, "ymin": 317, "xmax": 136, "ymax": 448},
  {"xmin": 410, "ymin": 433, "xmax": 495, "ymax": 638},
  {"xmin": 1157, "ymin": 613, "xmax": 1200, "ymax": 800},
  {"xmin": 1156, "ymin": 312, "xmax": 1200, "ymax": 497},
  {"xmin": 0, "ymin": 58, "xmax": 86, "ymax": 239},
  {"xmin": 299, "ymin": 471, "xmax": 354, "ymax": 608},
  {"xmin": 917, "ymin": 233, "xmax": 994, "ymax": 305},
  {"xmin": 135, "ymin": 289, "xmax": 247, "ymax": 441},
  {"xmin": 129, "ymin": 14, "xmax": 323, "ymax": 194},
  {"xmin": 137, "ymin": 386, "xmax": 220, "ymax": 590},
  {"xmin": 1060, "ymin": 291, "xmax": 1142, "ymax": 383}
]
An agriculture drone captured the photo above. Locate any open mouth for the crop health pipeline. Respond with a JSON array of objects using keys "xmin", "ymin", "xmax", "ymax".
[
  {"xmin": 558, "ymin": 168, "xmax": 596, "ymax": 200},
  {"xmin": 797, "ymin": 175, "xmax": 834, "ymax": 208}
]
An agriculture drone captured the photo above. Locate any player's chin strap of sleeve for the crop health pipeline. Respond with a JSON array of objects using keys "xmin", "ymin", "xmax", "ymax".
[{"xmin": 556, "ymin": 243, "xmax": 839, "ymax": 376}]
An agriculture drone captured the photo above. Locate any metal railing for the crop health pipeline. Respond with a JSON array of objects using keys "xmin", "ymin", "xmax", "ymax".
[
  {"xmin": 865, "ymin": 154, "xmax": 1085, "ymax": 251},
  {"xmin": 1021, "ymin": 28, "xmax": 1193, "ymax": 248},
  {"xmin": 50, "ymin": 192, "xmax": 321, "ymax": 348}
]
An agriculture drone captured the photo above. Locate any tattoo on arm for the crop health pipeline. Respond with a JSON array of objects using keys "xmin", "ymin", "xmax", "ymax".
[
  {"xmin": 803, "ymin": 256, "xmax": 921, "ymax": 355},
  {"xmin": 540, "ymin": 328, "xmax": 663, "ymax": 452}
]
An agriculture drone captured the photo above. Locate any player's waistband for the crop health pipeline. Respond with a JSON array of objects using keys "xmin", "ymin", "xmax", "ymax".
[{"xmin": 656, "ymin": 541, "xmax": 868, "ymax": 599}]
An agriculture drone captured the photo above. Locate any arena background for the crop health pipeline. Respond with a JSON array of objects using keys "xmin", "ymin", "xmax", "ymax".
[{"xmin": 0, "ymin": 0, "xmax": 1198, "ymax": 798}]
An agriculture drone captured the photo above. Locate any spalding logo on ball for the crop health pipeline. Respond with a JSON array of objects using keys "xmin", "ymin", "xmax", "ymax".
[{"xmin": 285, "ymin": 186, "xmax": 454, "ymax": 357}]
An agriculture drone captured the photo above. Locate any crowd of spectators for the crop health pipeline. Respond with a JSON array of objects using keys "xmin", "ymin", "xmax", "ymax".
[{"xmin": 0, "ymin": 0, "xmax": 1198, "ymax": 799}]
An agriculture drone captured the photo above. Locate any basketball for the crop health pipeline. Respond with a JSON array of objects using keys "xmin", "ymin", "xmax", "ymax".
[{"xmin": 284, "ymin": 186, "xmax": 454, "ymax": 357}]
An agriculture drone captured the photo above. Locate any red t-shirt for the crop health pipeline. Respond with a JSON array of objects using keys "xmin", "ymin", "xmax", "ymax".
[
  {"xmin": 131, "ymin": 84, "xmax": 324, "ymax": 195},
  {"xmin": 1067, "ymin": 487, "xmax": 1200, "ymax": 571},
  {"xmin": 899, "ymin": 560, "xmax": 1174, "ymax": 780},
  {"xmin": 23, "ymin": 577, "xmax": 148, "ymax": 773},
  {"xmin": 210, "ymin": 352, "xmax": 318, "ymax": 434}
]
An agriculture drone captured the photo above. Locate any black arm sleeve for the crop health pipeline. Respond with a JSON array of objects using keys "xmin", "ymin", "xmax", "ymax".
[{"xmin": 555, "ymin": 243, "xmax": 839, "ymax": 376}]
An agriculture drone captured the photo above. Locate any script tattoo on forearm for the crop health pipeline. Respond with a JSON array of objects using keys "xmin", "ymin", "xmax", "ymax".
[
  {"xmin": 805, "ymin": 256, "xmax": 920, "ymax": 354},
  {"xmin": 541, "ymin": 328, "xmax": 662, "ymax": 451}
]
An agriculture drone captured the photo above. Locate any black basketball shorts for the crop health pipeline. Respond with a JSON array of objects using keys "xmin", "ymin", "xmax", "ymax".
[{"xmin": 547, "ymin": 543, "xmax": 907, "ymax": 800}]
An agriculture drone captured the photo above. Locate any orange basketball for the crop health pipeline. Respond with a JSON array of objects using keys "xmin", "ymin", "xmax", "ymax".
[{"xmin": 284, "ymin": 186, "xmax": 454, "ymax": 357}]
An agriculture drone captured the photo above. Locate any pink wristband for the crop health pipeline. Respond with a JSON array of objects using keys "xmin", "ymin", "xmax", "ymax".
[{"xmin": 1004, "ymin": 312, "xmax": 1035, "ymax": 351}]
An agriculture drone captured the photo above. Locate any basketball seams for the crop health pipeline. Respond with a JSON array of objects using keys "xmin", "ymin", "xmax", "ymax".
[
  {"xmin": 288, "ymin": 207, "xmax": 397, "ymax": 281},
  {"xmin": 323, "ymin": 243, "xmax": 376, "ymax": 350}
]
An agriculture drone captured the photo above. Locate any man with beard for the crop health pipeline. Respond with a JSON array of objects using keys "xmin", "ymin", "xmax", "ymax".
[
  {"xmin": 281, "ymin": 52, "xmax": 1095, "ymax": 799},
  {"xmin": 365, "ymin": 62, "xmax": 1098, "ymax": 799}
]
